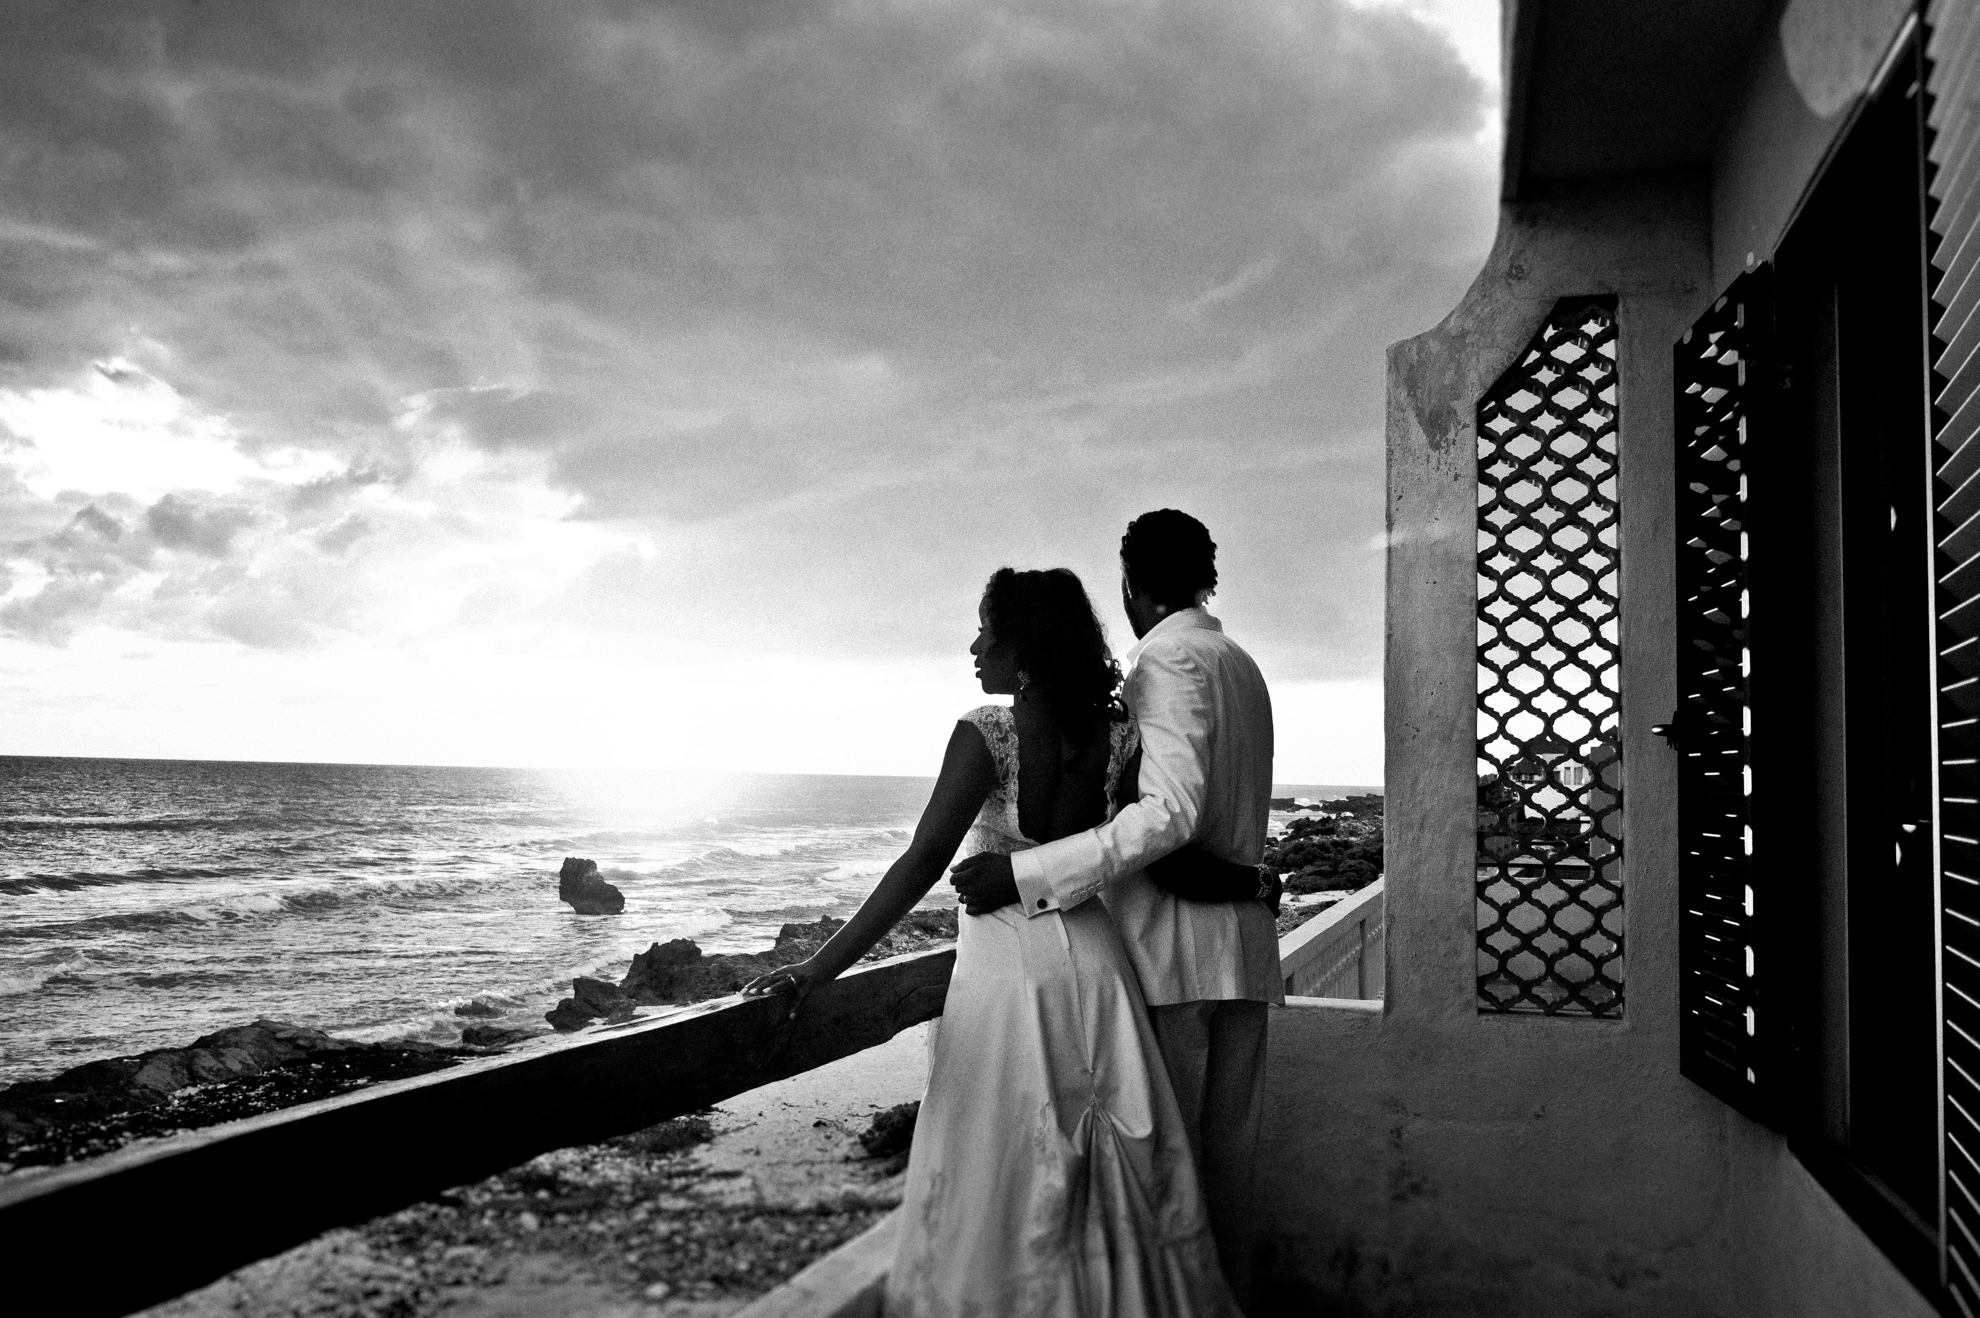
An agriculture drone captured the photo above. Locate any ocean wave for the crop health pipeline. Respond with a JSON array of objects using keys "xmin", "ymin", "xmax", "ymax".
[
  {"xmin": 729, "ymin": 903, "xmax": 848, "ymax": 925},
  {"xmin": 340, "ymin": 998, "xmax": 543, "ymax": 1049},
  {"xmin": 637, "ymin": 829, "xmax": 912, "ymax": 882},
  {"xmin": 334, "ymin": 939, "xmax": 692, "ymax": 1049},
  {"xmin": 142, "ymin": 892, "xmax": 290, "ymax": 926},
  {"xmin": 2, "ymin": 873, "xmax": 498, "ymax": 940},
  {"xmin": 439, "ymin": 989, "xmax": 530, "ymax": 1015},
  {"xmin": 0, "ymin": 815, "xmax": 268, "ymax": 833},
  {"xmin": 0, "ymin": 865, "xmax": 257, "ymax": 895},
  {"xmin": 0, "ymin": 950, "xmax": 92, "ymax": 996},
  {"xmin": 551, "ymin": 820, "xmax": 912, "ymax": 856},
  {"xmin": 817, "ymin": 857, "xmax": 895, "ymax": 883},
  {"xmin": 11, "ymin": 966, "xmax": 250, "ymax": 996},
  {"xmin": 271, "ymin": 876, "xmax": 486, "ymax": 916}
]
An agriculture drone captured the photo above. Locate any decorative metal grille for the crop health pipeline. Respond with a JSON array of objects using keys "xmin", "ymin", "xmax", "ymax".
[
  {"xmin": 1476, "ymin": 297, "xmax": 1624, "ymax": 1017},
  {"xmin": 1673, "ymin": 268, "xmax": 1773, "ymax": 1121}
]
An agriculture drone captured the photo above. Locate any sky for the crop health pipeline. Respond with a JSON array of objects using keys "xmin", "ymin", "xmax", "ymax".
[{"xmin": 0, "ymin": 0, "xmax": 1499, "ymax": 784}]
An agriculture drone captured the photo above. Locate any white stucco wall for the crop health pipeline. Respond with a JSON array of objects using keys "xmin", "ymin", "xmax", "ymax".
[
  {"xmin": 1712, "ymin": 0, "xmax": 1914, "ymax": 286},
  {"xmin": 1247, "ymin": 170, "xmax": 1935, "ymax": 1317}
]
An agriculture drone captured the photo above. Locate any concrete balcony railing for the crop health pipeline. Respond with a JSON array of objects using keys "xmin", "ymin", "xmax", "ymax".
[{"xmin": 1279, "ymin": 877, "xmax": 1385, "ymax": 1002}]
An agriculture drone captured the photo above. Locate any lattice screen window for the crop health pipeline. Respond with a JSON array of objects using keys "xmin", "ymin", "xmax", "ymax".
[{"xmin": 1476, "ymin": 297, "xmax": 1625, "ymax": 1017}]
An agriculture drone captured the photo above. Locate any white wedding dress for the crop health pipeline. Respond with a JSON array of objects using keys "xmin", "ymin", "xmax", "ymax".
[{"xmin": 886, "ymin": 706, "xmax": 1239, "ymax": 1318}]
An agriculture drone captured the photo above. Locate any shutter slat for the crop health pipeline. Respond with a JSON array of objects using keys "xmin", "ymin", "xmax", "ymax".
[
  {"xmin": 1937, "ymin": 421, "xmax": 1980, "ymax": 491},
  {"xmin": 1932, "ymin": 6, "xmax": 1980, "ymax": 139},
  {"xmin": 1933, "ymin": 140, "xmax": 1980, "ymax": 285},
  {"xmin": 1933, "ymin": 288, "xmax": 1980, "ymax": 391},
  {"xmin": 1943, "ymin": 465, "xmax": 1980, "ymax": 532},
  {"xmin": 1946, "ymin": 549, "xmax": 1980, "ymax": 604},
  {"xmin": 1943, "ymin": 681, "xmax": 1980, "ymax": 721},
  {"xmin": 1940, "ymin": 378, "xmax": 1980, "ymax": 462},
  {"xmin": 1929, "ymin": 0, "xmax": 1980, "ymax": 67},
  {"xmin": 1931, "ymin": 242, "xmax": 1980, "ymax": 364},
  {"xmin": 1931, "ymin": 74, "xmax": 1980, "ymax": 218},
  {"xmin": 1950, "ymin": 506, "xmax": 1980, "ymax": 570},
  {"xmin": 1950, "ymin": 338, "xmax": 1980, "ymax": 433},
  {"xmin": 1944, "ymin": 587, "xmax": 1980, "ymax": 638}
]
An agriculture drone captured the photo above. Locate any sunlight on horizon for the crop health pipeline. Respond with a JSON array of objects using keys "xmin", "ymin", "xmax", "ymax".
[{"xmin": 0, "ymin": 623, "xmax": 1386, "ymax": 783}]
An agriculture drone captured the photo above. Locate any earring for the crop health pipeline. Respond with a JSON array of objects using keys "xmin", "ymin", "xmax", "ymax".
[{"xmin": 1017, "ymin": 669, "xmax": 1032, "ymax": 693}]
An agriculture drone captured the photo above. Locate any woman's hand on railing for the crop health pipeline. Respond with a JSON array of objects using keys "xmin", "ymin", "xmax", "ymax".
[{"xmin": 742, "ymin": 960, "xmax": 823, "ymax": 1020}]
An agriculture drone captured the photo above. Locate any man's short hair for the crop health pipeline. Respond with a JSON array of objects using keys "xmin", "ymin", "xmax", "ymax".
[{"xmin": 1120, "ymin": 509, "xmax": 1217, "ymax": 611}]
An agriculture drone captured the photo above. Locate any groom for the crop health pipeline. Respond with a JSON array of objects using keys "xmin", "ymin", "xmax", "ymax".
[{"xmin": 952, "ymin": 507, "xmax": 1281, "ymax": 1288}]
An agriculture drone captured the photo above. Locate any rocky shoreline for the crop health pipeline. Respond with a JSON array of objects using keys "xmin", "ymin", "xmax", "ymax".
[
  {"xmin": 0, "ymin": 1021, "xmax": 472, "ymax": 1171},
  {"xmin": 545, "ymin": 908, "xmax": 960, "ymax": 1031},
  {"xmin": 0, "ymin": 906, "xmax": 958, "ymax": 1174}
]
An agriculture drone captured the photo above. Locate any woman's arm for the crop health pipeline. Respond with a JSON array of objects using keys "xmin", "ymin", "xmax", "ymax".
[{"xmin": 742, "ymin": 720, "xmax": 996, "ymax": 1012}]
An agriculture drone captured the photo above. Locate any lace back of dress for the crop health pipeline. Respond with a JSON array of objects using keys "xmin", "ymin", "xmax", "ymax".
[
  {"xmin": 1101, "ymin": 719, "xmax": 1141, "ymax": 826},
  {"xmin": 960, "ymin": 707, "xmax": 1139, "ymax": 858},
  {"xmin": 961, "ymin": 706, "xmax": 1025, "ymax": 858}
]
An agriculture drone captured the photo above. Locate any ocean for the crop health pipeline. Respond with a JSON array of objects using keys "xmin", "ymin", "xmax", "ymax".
[{"xmin": 0, "ymin": 755, "xmax": 1372, "ymax": 1086}]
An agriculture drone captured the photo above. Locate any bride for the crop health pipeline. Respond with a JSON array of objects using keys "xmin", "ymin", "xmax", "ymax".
[{"xmin": 744, "ymin": 567, "xmax": 1237, "ymax": 1318}]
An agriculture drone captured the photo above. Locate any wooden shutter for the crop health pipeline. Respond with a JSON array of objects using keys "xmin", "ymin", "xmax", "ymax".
[
  {"xmin": 1928, "ymin": 2, "xmax": 1980, "ymax": 1302},
  {"xmin": 1673, "ymin": 267, "xmax": 1781, "ymax": 1125}
]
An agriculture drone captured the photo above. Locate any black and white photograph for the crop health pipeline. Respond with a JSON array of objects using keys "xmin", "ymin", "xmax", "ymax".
[{"xmin": 0, "ymin": 1, "xmax": 1968, "ymax": 1316}]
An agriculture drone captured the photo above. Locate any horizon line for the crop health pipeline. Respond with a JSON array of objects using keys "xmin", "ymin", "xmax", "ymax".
[{"xmin": 0, "ymin": 749, "xmax": 1382, "ymax": 793}]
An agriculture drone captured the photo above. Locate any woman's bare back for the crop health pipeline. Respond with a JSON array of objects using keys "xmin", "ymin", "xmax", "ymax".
[{"xmin": 1012, "ymin": 703, "xmax": 1116, "ymax": 843}]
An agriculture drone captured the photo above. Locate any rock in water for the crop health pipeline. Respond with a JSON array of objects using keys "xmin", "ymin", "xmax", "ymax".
[
  {"xmin": 544, "ymin": 998, "xmax": 595, "ymax": 1032},
  {"xmin": 546, "ymin": 976, "xmax": 638, "ymax": 1031},
  {"xmin": 460, "ymin": 1024, "xmax": 534, "ymax": 1049},
  {"xmin": 773, "ymin": 916, "xmax": 846, "ymax": 956},
  {"xmin": 572, "ymin": 976, "xmax": 634, "ymax": 1020},
  {"xmin": 616, "ymin": 937, "xmax": 795, "ymax": 1006},
  {"xmin": 558, "ymin": 856, "xmax": 625, "ymax": 915},
  {"xmin": 619, "ymin": 938, "xmax": 707, "ymax": 1004}
]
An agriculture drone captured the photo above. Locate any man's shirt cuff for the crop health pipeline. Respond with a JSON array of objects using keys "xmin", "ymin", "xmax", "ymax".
[{"xmin": 1011, "ymin": 847, "xmax": 1057, "ymax": 916}]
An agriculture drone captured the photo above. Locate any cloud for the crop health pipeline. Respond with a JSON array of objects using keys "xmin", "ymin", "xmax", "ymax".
[
  {"xmin": 145, "ymin": 491, "xmax": 261, "ymax": 556},
  {"xmin": 0, "ymin": 383, "xmax": 633, "ymax": 648},
  {"xmin": 312, "ymin": 513, "xmax": 372, "ymax": 556},
  {"xmin": 0, "ymin": 0, "xmax": 1497, "ymax": 767}
]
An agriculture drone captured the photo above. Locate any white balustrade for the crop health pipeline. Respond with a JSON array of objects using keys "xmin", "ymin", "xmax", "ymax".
[{"xmin": 1278, "ymin": 878, "xmax": 1385, "ymax": 1001}]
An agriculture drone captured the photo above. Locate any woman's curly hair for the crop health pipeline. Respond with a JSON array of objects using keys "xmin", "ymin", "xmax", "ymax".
[{"xmin": 981, "ymin": 567, "xmax": 1126, "ymax": 746}]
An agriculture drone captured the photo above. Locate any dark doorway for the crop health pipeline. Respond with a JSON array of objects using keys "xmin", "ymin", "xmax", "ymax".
[{"xmin": 1772, "ymin": 32, "xmax": 1939, "ymax": 1250}]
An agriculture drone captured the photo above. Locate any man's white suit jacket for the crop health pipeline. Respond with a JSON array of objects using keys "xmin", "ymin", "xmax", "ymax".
[{"xmin": 1011, "ymin": 607, "xmax": 1284, "ymax": 1007}]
